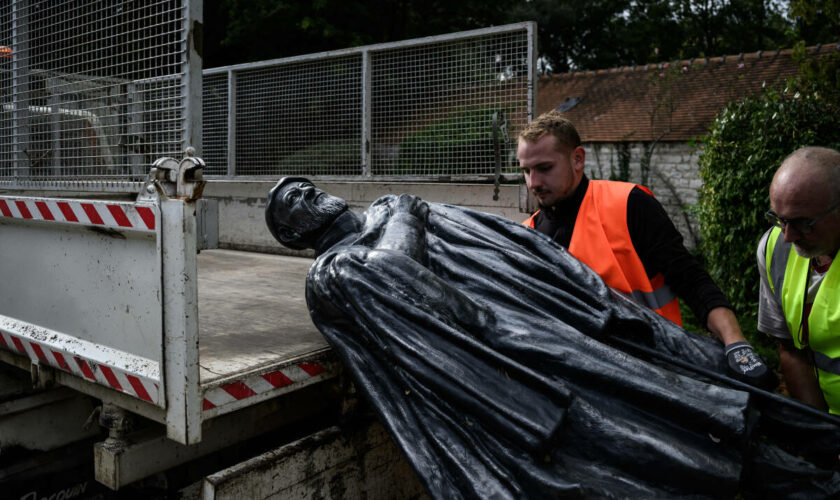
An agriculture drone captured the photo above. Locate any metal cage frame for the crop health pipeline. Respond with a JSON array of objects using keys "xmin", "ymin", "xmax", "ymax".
[
  {"xmin": 203, "ymin": 22, "xmax": 536, "ymax": 183},
  {"xmin": 0, "ymin": 0, "xmax": 199, "ymax": 193}
]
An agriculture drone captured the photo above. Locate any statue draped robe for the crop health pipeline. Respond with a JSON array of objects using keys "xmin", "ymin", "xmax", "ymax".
[{"xmin": 303, "ymin": 194, "xmax": 840, "ymax": 499}]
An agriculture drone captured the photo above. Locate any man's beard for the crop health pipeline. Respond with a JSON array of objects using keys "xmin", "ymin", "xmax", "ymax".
[
  {"xmin": 793, "ymin": 242, "xmax": 822, "ymax": 259},
  {"xmin": 532, "ymin": 189, "xmax": 556, "ymax": 209}
]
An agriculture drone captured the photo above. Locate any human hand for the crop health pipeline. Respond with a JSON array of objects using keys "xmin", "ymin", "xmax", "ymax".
[{"xmin": 725, "ymin": 341, "xmax": 778, "ymax": 391}]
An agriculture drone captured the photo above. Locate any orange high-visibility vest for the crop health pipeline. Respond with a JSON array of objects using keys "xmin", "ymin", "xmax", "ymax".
[{"xmin": 524, "ymin": 180, "xmax": 682, "ymax": 325}]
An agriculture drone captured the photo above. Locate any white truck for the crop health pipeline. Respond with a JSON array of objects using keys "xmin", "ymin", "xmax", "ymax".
[
  {"xmin": 0, "ymin": 150, "xmax": 439, "ymax": 499},
  {"xmin": 0, "ymin": 3, "xmax": 533, "ymax": 497}
]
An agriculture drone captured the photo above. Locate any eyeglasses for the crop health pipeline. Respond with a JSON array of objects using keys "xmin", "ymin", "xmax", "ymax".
[{"xmin": 765, "ymin": 199, "xmax": 840, "ymax": 235}]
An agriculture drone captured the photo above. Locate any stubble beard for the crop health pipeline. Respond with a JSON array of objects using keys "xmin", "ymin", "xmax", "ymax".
[{"xmin": 793, "ymin": 241, "xmax": 828, "ymax": 260}]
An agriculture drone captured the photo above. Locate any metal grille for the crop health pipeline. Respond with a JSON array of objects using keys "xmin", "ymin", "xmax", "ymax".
[
  {"xmin": 0, "ymin": 0, "xmax": 190, "ymax": 190},
  {"xmin": 203, "ymin": 22, "xmax": 535, "ymax": 180},
  {"xmin": 202, "ymin": 72, "xmax": 228, "ymax": 176},
  {"xmin": 203, "ymin": 56, "xmax": 363, "ymax": 177},
  {"xmin": 371, "ymin": 31, "xmax": 530, "ymax": 177},
  {"xmin": 242, "ymin": 57, "xmax": 360, "ymax": 176}
]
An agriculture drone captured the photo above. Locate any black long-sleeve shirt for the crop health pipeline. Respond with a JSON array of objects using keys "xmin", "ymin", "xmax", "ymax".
[{"xmin": 531, "ymin": 175, "xmax": 730, "ymax": 328}]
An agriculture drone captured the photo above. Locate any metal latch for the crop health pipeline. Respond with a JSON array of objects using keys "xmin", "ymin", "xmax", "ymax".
[{"xmin": 139, "ymin": 147, "xmax": 206, "ymax": 201}]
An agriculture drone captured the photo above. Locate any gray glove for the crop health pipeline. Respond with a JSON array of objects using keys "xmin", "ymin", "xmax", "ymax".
[{"xmin": 725, "ymin": 341, "xmax": 778, "ymax": 391}]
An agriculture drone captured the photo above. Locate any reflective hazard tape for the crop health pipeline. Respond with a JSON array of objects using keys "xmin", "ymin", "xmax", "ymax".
[
  {"xmin": 813, "ymin": 351, "xmax": 840, "ymax": 377},
  {"xmin": 202, "ymin": 361, "xmax": 334, "ymax": 410},
  {"xmin": 0, "ymin": 196, "xmax": 156, "ymax": 232},
  {"xmin": 629, "ymin": 284, "xmax": 677, "ymax": 310},
  {"xmin": 0, "ymin": 328, "xmax": 160, "ymax": 405}
]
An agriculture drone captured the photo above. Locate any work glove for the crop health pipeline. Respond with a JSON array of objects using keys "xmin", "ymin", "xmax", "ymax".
[{"xmin": 725, "ymin": 341, "xmax": 778, "ymax": 391}]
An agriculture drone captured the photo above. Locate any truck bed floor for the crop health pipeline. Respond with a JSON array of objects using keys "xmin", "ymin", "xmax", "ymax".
[{"xmin": 197, "ymin": 249, "xmax": 327, "ymax": 386}]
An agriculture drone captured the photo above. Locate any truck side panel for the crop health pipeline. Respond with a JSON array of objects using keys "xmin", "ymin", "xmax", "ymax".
[{"xmin": 0, "ymin": 195, "xmax": 164, "ymax": 407}]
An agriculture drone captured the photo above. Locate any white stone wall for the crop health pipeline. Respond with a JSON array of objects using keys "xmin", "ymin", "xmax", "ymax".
[{"xmin": 585, "ymin": 142, "xmax": 702, "ymax": 249}]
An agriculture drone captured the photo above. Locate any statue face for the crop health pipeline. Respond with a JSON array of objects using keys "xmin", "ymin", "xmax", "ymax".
[{"xmin": 266, "ymin": 179, "xmax": 348, "ymax": 248}]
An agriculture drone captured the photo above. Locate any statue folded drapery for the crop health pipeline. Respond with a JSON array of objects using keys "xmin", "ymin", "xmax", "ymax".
[{"xmin": 266, "ymin": 178, "xmax": 840, "ymax": 499}]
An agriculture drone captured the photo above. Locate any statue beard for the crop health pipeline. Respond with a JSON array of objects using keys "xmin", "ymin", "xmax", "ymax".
[{"xmin": 298, "ymin": 196, "xmax": 348, "ymax": 239}]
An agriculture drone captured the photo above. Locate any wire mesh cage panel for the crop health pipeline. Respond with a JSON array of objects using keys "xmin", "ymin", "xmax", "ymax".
[
  {"xmin": 202, "ymin": 72, "xmax": 228, "ymax": 176},
  {"xmin": 0, "ymin": 0, "xmax": 191, "ymax": 191},
  {"xmin": 203, "ymin": 22, "xmax": 534, "ymax": 180},
  {"xmin": 371, "ymin": 30, "xmax": 530, "ymax": 177},
  {"xmin": 203, "ymin": 56, "xmax": 363, "ymax": 177}
]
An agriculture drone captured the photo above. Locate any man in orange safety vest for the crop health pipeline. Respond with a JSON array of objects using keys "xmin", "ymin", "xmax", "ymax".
[{"xmin": 519, "ymin": 110, "xmax": 775, "ymax": 390}]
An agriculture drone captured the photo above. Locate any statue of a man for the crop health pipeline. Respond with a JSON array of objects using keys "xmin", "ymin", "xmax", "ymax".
[{"xmin": 266, "ymin": 177, "xmax": 840, "ymax": 499}]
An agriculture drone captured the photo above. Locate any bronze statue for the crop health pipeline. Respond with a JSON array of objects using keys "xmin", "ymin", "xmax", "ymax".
[{"xmin": 266, "ymin": 177, "xmax": 840, "ymax": 499}]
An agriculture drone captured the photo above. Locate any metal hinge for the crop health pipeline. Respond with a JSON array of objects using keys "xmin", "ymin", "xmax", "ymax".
[{"xmin": 137, "ymin": 147, "xmax": 206, "ymax": 202}]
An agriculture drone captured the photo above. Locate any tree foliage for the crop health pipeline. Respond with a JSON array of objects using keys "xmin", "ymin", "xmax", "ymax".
[
  {"xmin": 204, "ymin": 0, "xmax": 801, "ymax": 71},
  {"xmin": 204, "ymin": 0, "xmax": 512, "ymax": 68},
  {"xmin": 789, "ymin": 0, "xmax": 840, "ymax": 44},
  {"xmin": 506, "ymin": 0, "xmax": 791, "ymax": 72}
]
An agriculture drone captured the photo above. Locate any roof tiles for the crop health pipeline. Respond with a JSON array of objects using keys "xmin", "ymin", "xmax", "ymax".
[{"xmin": 536, "ymin": 43, "xmax": 838, "ymax": 142}]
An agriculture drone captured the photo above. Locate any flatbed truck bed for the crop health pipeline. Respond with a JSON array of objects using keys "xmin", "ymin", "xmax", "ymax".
[{"xmin": 197, "ymin": 249, "xmax": 326, "ymax": 385}]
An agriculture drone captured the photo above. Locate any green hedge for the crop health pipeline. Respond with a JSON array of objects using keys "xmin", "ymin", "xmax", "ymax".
[{"xmin": 697, "ymin": 78, "xmax": 840, "ymax": 362}]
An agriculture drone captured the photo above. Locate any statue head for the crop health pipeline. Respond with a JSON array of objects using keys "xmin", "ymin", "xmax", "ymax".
[{"xmin": 265, "ymin": 177, "xmax": 349, "ymax": 250}]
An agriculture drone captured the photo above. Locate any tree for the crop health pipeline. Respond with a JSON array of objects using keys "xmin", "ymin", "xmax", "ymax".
[
  {"xmin": 205, "ymin": 1, "xmax": 802, "ymax": 72},
  {"xmin": 676, "ymin": 0, "xmax": 790, "ymax": 56},
  {"xmin": 721, "ymin": 0, "xmax": 790, "ymax": 52},
  {"xmin": 622, "ymin": 0, "xmax": 686, "ymax": 64},
  {"xmin": 506, "ymin": 0, "xmax": 633, "ymax": 73},
  {"xmin": 506, "ymin": 0, "xmax": 791, "ymax": 73},
  {"xmin": 788, "ymin": 0, "xmax": 840, "ymax": 45},
  {"xmin": 204, "ymin": 0, "xmax": 514, "ymax": 68}
]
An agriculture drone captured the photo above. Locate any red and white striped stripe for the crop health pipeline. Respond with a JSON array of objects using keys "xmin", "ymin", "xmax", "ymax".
[
  {"xmin": 0, "ymin": 196, "xmax": 156, "ymax": 232},
  {"xmin": 202, "ymin": 361, "xmax": 335, "ymax": 411},
  {"xmin": 0, "ymin": 328, "xmax": 160, "ymax": 405}
]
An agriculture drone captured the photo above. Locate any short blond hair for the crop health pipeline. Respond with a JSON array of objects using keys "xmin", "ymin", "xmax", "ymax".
[{"xmin": 518, "ymin": 110, "xmax": 581, "ymax": 154}]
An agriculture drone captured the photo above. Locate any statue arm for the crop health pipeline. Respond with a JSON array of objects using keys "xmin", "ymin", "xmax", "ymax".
[{"xmin": 375, "ymin": 194, "xmax": 429, "ymax": 263}]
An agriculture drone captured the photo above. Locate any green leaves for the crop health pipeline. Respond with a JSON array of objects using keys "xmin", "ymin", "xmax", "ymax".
[{"xmin": 508, "ymin": 0, "xmax": 791, "ymax": 73}]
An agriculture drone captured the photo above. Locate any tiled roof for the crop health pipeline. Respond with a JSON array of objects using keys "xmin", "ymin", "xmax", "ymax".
[{"xmin": 536, "ymin": 43, "xmax": 839, "ymax": 142}]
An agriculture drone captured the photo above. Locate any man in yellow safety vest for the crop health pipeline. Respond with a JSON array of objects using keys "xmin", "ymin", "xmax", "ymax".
[{"xmin": 758, "ymin": 146, "xmax": 840, "ymax": 413}]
